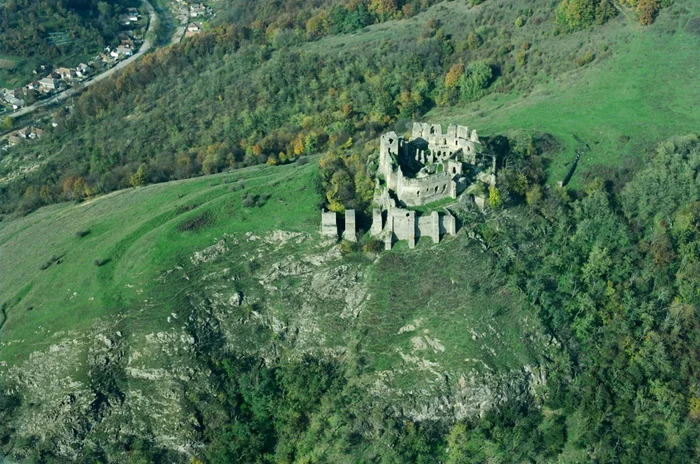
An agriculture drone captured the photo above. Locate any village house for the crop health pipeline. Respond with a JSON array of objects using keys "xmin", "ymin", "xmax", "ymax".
[
  {"xmin": 7, "ymin": 126, "xmax": 43, "ymax": 146},
  {"xmin": 55, "ymin": 67, "xmax": 76, "ymax": 81},
  {"xmin": 120, "ymin": 12, "xmax": 140, "ymax": 25},
  {"xmin": 189, "ymin": 3, "xmax": 208, "ymax": 17},
  {"xmin": 111, "ymin": 46, "xmax": 134, "ymax": 59},
  {"xmin": 185, "ymin": 22, "xmax": 203, "ymax": 37},
  {"xmin": 39, "ymin": 77, "xmax": 61, "ymax": 92},
  {"xmin": 76, "ymin": 63, "xmax": 92, "ymax": 78},
  {"xmin": 120, "ymin": 37, "xmax": 136, "ymax": 49},
  {"xmin": 0, "ymin": 88, "xmax": 25, "ymax": 109}
]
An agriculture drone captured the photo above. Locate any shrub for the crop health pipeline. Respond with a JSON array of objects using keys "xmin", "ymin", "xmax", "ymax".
[
  {"xmin": 466, "ymin": 31, "xmax": 481, "ymax": 50},
  {"xmin": 339, "ymin": 240, "xmax": 359, "ymax": 255},
  {"xmin": 489, "ymin": 185, "xmax": 503, "ymax": 208},
  {"xmin": 177, "ymin": 211, "xmax": 213, "ymax": 232},
  {"xmin": 575, "ymin": 50, "xmax": 595, "ymax": 67},
  {"xmin": 93, "ymin": 258, "xmax": 105, "ymax": 267},
  {"xmin": 242, "ymin": 194, "xmax": 257, "ymax": 208},
  {"xmin": 362, "ymin": 239, "xmax": 383, "ymax": 253},
  {"xmin": 40, "ymin": 255, "xmax": 58, "ymax": 271},
  {"xmin": 515, "ymin": 16, "xmax": 525, "ymax": 27},
  {"xmin": 242, "ymin": 193, "xmax": 271, "ymax": 208},
  {"xmin": 230, "ymin": 180, "xmax": 246, "ymax": 192}
]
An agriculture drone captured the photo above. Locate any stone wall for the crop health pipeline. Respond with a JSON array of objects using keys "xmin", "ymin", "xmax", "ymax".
[
  {"xmin": 344, "ymin": 209, "xmax": 357, "ymax": 242},
  {"xmin": 397, "ymin": 171, "xmax": 455, "ymax": 207},
  {"xmin": 411, "ymin": 122, "xmax": 479, "ymax": 164},
  {"xmin": 372, "ymin": 207, "xmax": 457, "ymax": 249},
  {"xmin": 321, "ymin": 210, "xmax": 338, "ymax": 238}
]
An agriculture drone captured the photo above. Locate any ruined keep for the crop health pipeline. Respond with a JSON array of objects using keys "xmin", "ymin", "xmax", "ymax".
[
  {"xmin": 377, "ymin": 122, "xmax": 485, "ymax": 208},
  {"xmin": 321, "ymin": 122, "xmax": 494, "ymax": 249}
]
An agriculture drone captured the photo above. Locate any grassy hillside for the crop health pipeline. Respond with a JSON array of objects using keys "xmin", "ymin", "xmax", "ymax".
[
  {"xmin": 428, "ymin": 0, "xmax": 700, "ymax": 185},
  {"xmin": 0, "ymin": 158, "xmax": 548, "ymax": 461},
  {"xmin": 0, "ymin": 156, "xmax": 543, "ymax": 370}
]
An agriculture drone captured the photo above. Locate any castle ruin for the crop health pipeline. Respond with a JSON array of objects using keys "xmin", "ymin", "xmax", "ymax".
[{"xmin": 321, "ymin": 122, "xmax": 495, "ymax": 249}]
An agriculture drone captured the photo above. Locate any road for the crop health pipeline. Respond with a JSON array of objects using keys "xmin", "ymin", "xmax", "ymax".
[{"xmin": 8, "ymin": 0, "xmax": 158, "ymax": 119}]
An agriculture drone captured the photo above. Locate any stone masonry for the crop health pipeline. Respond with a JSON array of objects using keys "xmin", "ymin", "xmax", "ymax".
[{"xmin": 320, "ymin": 122, "xmax": 493, "ymax": 249}]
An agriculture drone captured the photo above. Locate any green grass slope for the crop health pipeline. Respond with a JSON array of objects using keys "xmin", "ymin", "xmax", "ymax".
[
  {"xmin": 0, "ymin": 158, "xmax": 546, "ymax": 407},
  {"xmin": 427, "ymin": 1, "xmax": 700, "ymax": 185},
  {"xmin": 0, "ymin": 161, "xmax": 320, "ymax": 365}
]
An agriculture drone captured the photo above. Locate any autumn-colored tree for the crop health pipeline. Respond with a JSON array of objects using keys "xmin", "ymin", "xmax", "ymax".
[
  {"xmin": 39, "ymin": 185, "xmax": 54, "ymax": 203},
  {"xmin": 306, "ymin": 10, "xmax": 330, "ymax": 39},
  {"xmin": 636, "ymin": 0, "xmax": 660, "ymax": 25},
  {"xmin": 555, "ymin": 0, "xmax": 596, "ymax": 30},
  {"xmin": 292, "ymin": 133, "xmax": 305, "ymax": 156},
  {"xmin": 369, "ymin": 0, "xmax": 398, "ymax": 20},
  {"xmin": 466, "ymin": 31, "xmax": 481, "ymax": 50},
  {"xmin": 444, "ymin": 63, "xmax": 464, "ymax": 88},
  {"xmin": 63, "ymin": 175, "xmax": 87, "ymax": 200}
]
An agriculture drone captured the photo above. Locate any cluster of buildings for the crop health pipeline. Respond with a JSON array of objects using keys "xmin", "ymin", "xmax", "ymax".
[
  {"xmin": 99, "ymin": 31, "xmax": 142, "ymax": 64},
  {"xmin": 0, "ymin": 63, "xmax": 93, "ymax": 110},
  {"xmin": 5, "ymin": 126, "xmax": 44, "ymax": 147},
  {"xmin": 0, "ymin": 7, "xmax": 145, "ymax": 113},
  {"xmin": 321, "ymin": 122, "xmax": 497, "ymax": 250},
  {"xmin": 120, "ymin": 7, "xmax": 142, "ymax": 26},
  {"xmin": 169, "ymin": 0, "xmax": 213, "ymax": 39}
]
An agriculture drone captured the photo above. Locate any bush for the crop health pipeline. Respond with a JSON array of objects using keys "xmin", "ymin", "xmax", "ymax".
[
  {"xmin": 39, "ymin": 255, "xmax": 58, "ymax": 271},
  {"xmin": 230, "ymin": 180, "xmax": 246, "ymax": 192},
  {"xmin": 242, "ymin": 194, "xmax": 256, "ymax": 207},
  {"xmin": 362, "ymin": 239, "xmax": 383, "ymax": 253},
  {"xmin": 575, "ymin": 50, "xmax": 595, "ymax": 67},
  {"xmin": 242, "ymin": 193, "xmax": 271, "ymax": 208},
  {"xmin": 339, "ymin": 240, "xmax": 359, "ymax": 255},
  {"xmin": 177, "ymin": 211, "xmax": 213, "ymax": 232},
  {"xmin": 93, "ymin": 258, "xmax": 105, "ymax": 267}
]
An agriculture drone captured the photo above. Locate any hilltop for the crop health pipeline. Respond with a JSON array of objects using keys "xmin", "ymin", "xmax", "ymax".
[
  {"xmin": 0, "ymin": 0, "xmax": 699, "ymax": 462},
  {"xmin": 0, "ymin": 158, "xmax": 551, "ymax": 460}
]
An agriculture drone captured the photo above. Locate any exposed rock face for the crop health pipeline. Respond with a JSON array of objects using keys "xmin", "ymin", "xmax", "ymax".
[{"xmin": 0, "ymin": 230, "xmax": 550, "ymax": 460}]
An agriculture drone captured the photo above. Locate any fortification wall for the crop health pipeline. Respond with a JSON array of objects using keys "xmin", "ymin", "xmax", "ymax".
[
  {"xmin": 321, "ymin": 210, "xmax": 338, "ymax": 237},
  {"xmin": 373, "ymin": 208, "xmax": 456, "ymax": 249},
  {"xmin": 397, "ymin": 171, "xmax": 454, "ymax": 206},
  {"xmin": 344, "ymin": 209, "xmax": 357, "ymax": 242}
]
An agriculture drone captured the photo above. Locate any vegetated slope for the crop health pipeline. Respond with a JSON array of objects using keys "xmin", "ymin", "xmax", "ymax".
[
  {"xmin": 2, "ymin": 0, "xmax": 696, "ymax": 215},
  {"xmin": 0, "ymin": 159, "xmax": 549, "ymax": 460},
  {"xmin": 429, "ymin": 0, "xmax": 700, "ymax": 185}
]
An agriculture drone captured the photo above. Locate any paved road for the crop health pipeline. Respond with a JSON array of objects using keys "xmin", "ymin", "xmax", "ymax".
[{"xmin": 8, "ymin": 0, "xmax": 158, "ymax": 119}]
